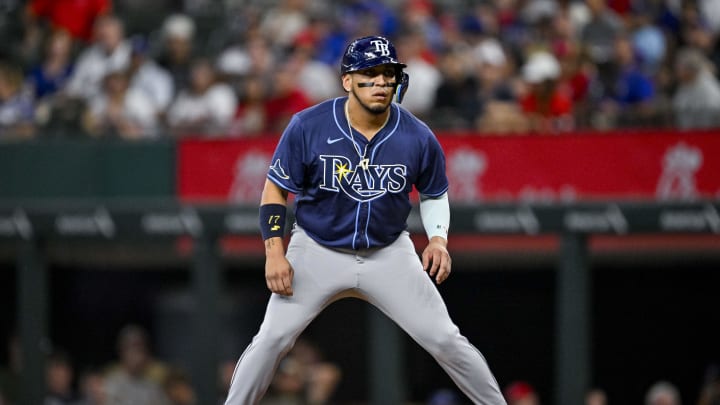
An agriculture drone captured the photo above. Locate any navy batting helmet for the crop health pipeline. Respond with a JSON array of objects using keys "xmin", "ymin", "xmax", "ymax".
[
  {"xmin": 340, "ymin": 35, "xmax": 410, "ymax": 103},
  {"xmin": 341, "ymin": 35, "xmax": 407, "ymax": 74}
]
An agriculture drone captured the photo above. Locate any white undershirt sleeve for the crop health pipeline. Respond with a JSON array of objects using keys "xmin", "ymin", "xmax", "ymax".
[{"xmin": 419, "ymin": 192, "xmax": 450, "ymax": 241}]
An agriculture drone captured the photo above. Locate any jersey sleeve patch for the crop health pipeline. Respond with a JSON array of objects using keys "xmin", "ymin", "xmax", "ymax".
[
  {"xmin": 267, "ymin": 115, "xmax": 306, "ymax": 193},
  {"xmin": 269, "ymin": 159, "xmax": 290, "ymax": 180}
]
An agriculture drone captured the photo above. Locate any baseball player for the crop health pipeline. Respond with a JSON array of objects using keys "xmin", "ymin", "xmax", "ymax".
[{"xmin": 224, "ymin": 35, "xmax": 506, "ymax": 405}]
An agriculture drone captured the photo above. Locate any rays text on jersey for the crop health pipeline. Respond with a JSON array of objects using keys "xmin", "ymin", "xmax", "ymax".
[{"xmin": 318, "ymin": 155, "xmax": 407, "ymax": 202}]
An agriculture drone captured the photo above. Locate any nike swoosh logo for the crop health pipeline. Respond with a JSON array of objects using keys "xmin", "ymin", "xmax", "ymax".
[{"xmin": 327, "ymin": 137, "xmax": 344, "ymax": 144}]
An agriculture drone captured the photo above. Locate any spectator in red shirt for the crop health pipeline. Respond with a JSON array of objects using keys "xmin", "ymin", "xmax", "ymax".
[
  {"xmin": 26, "ymin": 0, "xmax": 111, "ymax": 43},
  {"xmin": 519, "ymin": 51, "xmax": 574, "ymax": 133},
  {"xmin": 505, "ymin": 381, "xmax": 540, "ymax": 405},
  {"xmin": 263, "ymin": 65, "xmax": 311, "ymax": 133}
]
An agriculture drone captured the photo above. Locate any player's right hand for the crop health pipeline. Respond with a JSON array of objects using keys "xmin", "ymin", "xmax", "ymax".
[{"xmin": 265, "ymin": 254, "xmax": 294, "ymax": 296}]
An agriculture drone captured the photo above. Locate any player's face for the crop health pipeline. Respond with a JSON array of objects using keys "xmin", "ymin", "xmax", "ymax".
[{"xmin": 346, "ymin": 65, "xmax": 397, "ymax": 115}]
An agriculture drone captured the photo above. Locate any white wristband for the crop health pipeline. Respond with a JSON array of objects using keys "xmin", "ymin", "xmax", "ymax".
[{"xmin": 419, "ymin": 192, "xmax": 450, "ymax": 241}]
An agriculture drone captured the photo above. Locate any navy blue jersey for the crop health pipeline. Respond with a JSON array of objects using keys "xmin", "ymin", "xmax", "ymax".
[{"xmin": 267, "ymin": 97, "xmax": 448, "ymax": 250}]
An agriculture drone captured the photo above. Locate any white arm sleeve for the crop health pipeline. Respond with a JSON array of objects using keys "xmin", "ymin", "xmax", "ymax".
[{"xmin": 419, "ymin": 192, "xmax": 450, "ymax": 241}]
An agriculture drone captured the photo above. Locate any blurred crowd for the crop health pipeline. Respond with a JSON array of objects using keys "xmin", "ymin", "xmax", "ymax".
[
  {"xmin": 0, "ymin": 325, "xmax": 342, "ymax": 405},
  {"xmin": 426, "ymin": 378, "xmax": 720, "ymax": 405},
  {"xmin": 1, "ymin": 0, "xmax": 720, "ymax": 141},
  {"xmin": 1, "ymin": 324, "xmax": 720, "ymax": 404}
]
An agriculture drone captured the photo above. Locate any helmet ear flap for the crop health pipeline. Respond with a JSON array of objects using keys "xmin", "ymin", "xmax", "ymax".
[{"xmin": 395, "ymin": 72, "xmax": 409, "ymax": 104}]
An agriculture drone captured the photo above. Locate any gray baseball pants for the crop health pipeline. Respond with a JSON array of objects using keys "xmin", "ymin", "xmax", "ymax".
[{"xmin": 224, "ymin": 227, "xmax": 506, "ymax": 405}]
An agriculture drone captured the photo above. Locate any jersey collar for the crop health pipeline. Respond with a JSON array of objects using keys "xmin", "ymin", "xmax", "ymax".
[{"xmin": 332, "ymin": 97, "xmax": 398, "ymax": 146}]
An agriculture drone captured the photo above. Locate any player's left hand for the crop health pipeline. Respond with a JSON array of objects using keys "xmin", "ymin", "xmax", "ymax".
[{"xmin": 422, "ymin": 236, "xmax": 451, "ymax": 284}]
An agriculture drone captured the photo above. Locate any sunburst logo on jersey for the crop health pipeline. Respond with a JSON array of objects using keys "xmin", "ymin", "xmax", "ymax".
[{"xmin": 335, "ymin": 162, "xmax": 353, "ymax": 182}]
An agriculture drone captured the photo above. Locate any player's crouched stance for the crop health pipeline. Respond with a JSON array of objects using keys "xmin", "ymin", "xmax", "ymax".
[{"xmin": 224, "ymin": 36, "xmax": 507, "ymax": 405}]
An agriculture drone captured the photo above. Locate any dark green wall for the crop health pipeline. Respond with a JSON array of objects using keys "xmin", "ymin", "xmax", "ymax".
[{"xmin": 0, "ymin": 139, "xmax": 175, "ymax": 199}]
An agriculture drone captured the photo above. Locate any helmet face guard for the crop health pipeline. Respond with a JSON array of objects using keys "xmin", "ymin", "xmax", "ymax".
[{"xmin": 341, "ymin": 35, "xmax": 410, "ymax": 104}]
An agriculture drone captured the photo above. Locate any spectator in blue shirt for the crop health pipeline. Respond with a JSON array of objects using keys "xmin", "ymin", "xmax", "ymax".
[
  {"xmin": 0, "ymin": 60, "xmax": 35, "ymax": 139},
  {"xmin": 611, "ymin": 36, "xmax": 655, "ymax": 105},
  {"xmin": 593, "ymin": 35, "xmax": 658, "ymax": 128},
  {"xmin": 26, "ymin": 30, "xmax": 75, "ymax": 100}
]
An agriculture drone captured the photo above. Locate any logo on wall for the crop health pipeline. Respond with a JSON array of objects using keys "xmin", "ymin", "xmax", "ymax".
[
  {"xmin": 656, "ymin": 142, "xmax": 703, "ymax": 200},
  {"xmin": 229, "ymin": 150, "xmax": 274, "ymax": 203},
  {"xmin": 447, "ymin": 148, "xmax": 486, "ymax": 202},
  {"xmin": 0, "ymin": 209, "xmax": 33, "ymax": 239}
]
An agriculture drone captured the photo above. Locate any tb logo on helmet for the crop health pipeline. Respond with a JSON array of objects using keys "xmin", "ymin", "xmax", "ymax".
[{"xmin": 369, "ymin": 39, "xmax": 391, "ymax": 57}]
